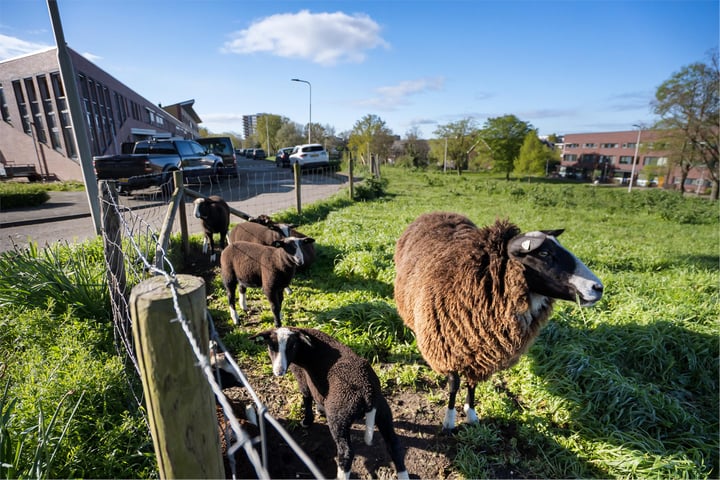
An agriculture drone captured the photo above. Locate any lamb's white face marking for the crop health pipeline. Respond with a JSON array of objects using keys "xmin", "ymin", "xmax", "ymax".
[
  {"xmin": 279, "ymin": 224, "xmax": 292, "ymax": 237},
  {"xmin": 541, "ymin": 235, "xmax": 603, "ymax": 306},
  {"xmin": 273, "ymin": 327, "xmax": 293, "ymax": 376},
  {"xmin": 286, "ymin": 238, "xmax": 306, "ymax": 266},
  {"xmin": 192, "ymin": 198, "xmax": 203, "ymax": 219}
]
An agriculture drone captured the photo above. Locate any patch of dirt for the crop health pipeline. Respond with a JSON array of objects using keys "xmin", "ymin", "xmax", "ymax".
[
  {"xmin": 184, "ymin": 248, "xmax": 462, "ymax": 479},
  {"xmin": 220, "ymin": 375, "xmax": 461, "ymax": 480}
]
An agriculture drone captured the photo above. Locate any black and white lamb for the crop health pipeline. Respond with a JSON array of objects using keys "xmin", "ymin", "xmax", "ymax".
[
  {"xmin": 220, "ymin": 236, "xmax": 315, "ymax": 327},
  {"xmin": 393, "ymin": 212, "xmax": 604, "ymax": 431},
  {"xmin": 251, "ymin": 327, "xmax": 409, "ymax": 480},
  {"xmin": 193, "ymin": 195, "xmax": 230, "ymax": 262}
]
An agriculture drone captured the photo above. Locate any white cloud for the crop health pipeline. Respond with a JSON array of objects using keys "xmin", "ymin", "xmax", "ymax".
[
  {"xmin": 221, "ymin": 10, "xmax": 388, "ymax": 66},
  {"xmin": 81, "ymin": 52, "xmax": 103, "ymax": 62},
  {"xmin": 0, "ymin": 33, "xmax": 52, "ymax": 61},
  {"xmin": 356, "ymin": 77, "xmax": 445, "ymax": 110}
]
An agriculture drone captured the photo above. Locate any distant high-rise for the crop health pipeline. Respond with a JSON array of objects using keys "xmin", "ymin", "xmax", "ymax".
[{"xmin": 242, "ymin": 113, "xmax": 267, "ymax": 139}]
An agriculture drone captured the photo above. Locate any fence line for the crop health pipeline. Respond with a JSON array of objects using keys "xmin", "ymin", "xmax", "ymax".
[{"xmin": 98, "ymin": 167, "xmax": 344, "ymax": 478}]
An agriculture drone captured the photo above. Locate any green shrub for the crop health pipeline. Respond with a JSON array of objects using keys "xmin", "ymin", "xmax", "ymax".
[{"xmin": 0, "ymin": 183, "xmax": 49, "ymax": 208}]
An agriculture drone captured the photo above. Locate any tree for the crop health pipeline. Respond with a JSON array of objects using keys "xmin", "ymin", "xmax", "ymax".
[
  {"xmin": 256, "ymin": 114, "xmax": 283, "ymax": 154},
  {"xmin": 398, "ymin": 127, "xmax": 429, "ymax": 168},
  {"xmin": 515, "ymin": 131, "xmax": 556, "ymax": 178},
  {"xmin": 275, "ymin": 120, "xmax": 305, "ymax": 149},
  {"xmin": 348, "ymin": 114, "xmax": 395, "ymax": 166},
  {"xmin": 652, "ymin": 49, "xmax": 719, "ymax": 199},
  {"xmin": 433, "ymin": 118, "xmax": 478, "ymax": 174},
  {"xmin": 481, "ymin": 115, "xmax": 533, "ymax": 180}
]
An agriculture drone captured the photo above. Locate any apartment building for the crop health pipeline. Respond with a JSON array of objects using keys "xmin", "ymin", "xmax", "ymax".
[
  {"xmin": 0, "ymin": 47, "xmax": 202, "ymax": 181},
  {"xmin": 560, "ymin": 130, "xmax": 711, "ymax": 191}
]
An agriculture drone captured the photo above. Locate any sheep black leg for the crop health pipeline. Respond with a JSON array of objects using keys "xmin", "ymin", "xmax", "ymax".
[
  {"xmin": 464, "ymin": 383, "xmax": 478, "ymax": 424},
  {"xmin": 267, "ymin": 288, "xmax": 284, "ymax": 327},
  {"xmin": 295, "ymin": 374, "xmax": 315, "ymax": 427},
  {"xmin": 328, "ymin": 419, "xmax": 353, "ymax": 480},
  {"xmin": 442, "ymin": 372, "xmax": 460, "ymax": 432},
  {"xmin": 375, "ymin": 398, "xmax": 409, "ymax": 479}
]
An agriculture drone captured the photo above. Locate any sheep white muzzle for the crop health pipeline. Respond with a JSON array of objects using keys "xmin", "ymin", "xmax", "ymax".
[{"xmin": 570, "ymin": 260, "xmax": 604, "ymax": 306}]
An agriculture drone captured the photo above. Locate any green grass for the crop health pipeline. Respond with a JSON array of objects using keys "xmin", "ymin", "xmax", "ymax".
[
  {"xmin": 0, "ymin": 181, "xmax": 85, "ymax": 209},
  {"xmin": 1, "ymin": 166, "xmax": 717, "ymax": 478}
]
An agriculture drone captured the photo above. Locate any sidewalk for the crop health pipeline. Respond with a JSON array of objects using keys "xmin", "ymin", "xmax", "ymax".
[{"xmin": 0, "ymin": 190, "xmax": 94, "ymax": 228}]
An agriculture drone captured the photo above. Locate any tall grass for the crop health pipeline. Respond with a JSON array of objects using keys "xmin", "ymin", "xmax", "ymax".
[
  {"xmin": 2, "ymin": 167, "xmax": 717, "ymax": 478},
  {"xmin": 262, "ymin": 168, "xmax": 718, "ymax": 478}
]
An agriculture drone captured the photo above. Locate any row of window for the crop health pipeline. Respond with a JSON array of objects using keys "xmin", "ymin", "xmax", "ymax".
[
  {"xmin": 563, "ymin": 154, "xmax": 667, "ymax": 166},
  {"xmin": 564, "ymin": 142, "xmax": 638, "ymax": 149},
  {"xmin": 2, "ymin": 70, "xmax": 189, "ymax": 159},
  {"xmin": 1, "ymin": 72, "xmax": 77, "ymax": 157}
]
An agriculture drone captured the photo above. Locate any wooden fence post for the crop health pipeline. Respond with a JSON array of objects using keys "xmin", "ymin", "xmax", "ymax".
[
  {"xmin": 99, "ymin": 181, "xmax": 127, "ymax": 317},
  {"xmin": 293, "ymin": 162, "xmax": 302, "ymax": 214},
  {"xmin": 130, "ymin": 274, "xmax": 224, "ymax": 479}
]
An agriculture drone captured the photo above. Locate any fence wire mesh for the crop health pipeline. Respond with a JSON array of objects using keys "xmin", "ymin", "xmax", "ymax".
[{"xmin": 98, "ymin": 164, "xmax": 346, "ymax": 478}]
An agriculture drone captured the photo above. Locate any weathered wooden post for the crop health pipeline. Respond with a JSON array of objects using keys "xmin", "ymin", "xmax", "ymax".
[
  {"xmin": 293, "ymin": 162, "xmax": 302, "ymax": 214},
  {"xmin": 175, "ymin": 170, "xmax": 190, "ymax": 256},
  {"xmin": 100, "ymin": 180, "xmax": 127, "ymax": 316},
  {"xmin": 131, "ymin": 274, "xmax": 224, "ymax": 479}
]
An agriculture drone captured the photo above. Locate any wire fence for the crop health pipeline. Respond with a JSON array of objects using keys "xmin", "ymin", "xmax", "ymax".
[{"xmin": 98, "ymin": 164, "xmax": 348, "ymax": 478}]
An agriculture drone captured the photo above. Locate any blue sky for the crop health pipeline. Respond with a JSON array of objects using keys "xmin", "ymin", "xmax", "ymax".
[{"xmin": 0, "ymin": 0, "xmax": 717, "ymax": 138}]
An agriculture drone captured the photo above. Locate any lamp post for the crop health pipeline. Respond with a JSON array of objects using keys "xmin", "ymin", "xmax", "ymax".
[
  {"xmin": 291, "ymin": 78, "xmax": 311, "ymax": 144},
  {"xmin": 628, "ymin": 124, "xmax": 642, "ymax": 192}
]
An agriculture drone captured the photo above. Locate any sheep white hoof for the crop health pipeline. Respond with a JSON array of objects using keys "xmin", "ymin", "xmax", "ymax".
[
  {"xmin": 284, "ymin": 286, "xmax": 292, "ymax": 295},
  {"xmin": 202, "ymin": 238, "xmax": 209, "ymax": 254},
  {"xmin": 464, "ymin": 404, "xmax": 478, "ymax": 424},
  {"xmin": 240, "ymin": 294, "xmax": 247, "ymax": 312},
  {"xmin": 336, "ymin": 467, "xmax": 350, "ymax": 480},
  {"xmin": 210, "ymin": 253, "xmax": 217, "ymax": 263},
  {"xmin": 397, "ymin": 470, "xmax": 410, "ymax": 480},
  {"xmin": 230, "ymin": 308, "xmax": 240, "ymax": 325},
  {"xmin": 245, "ymin": 405, "xmax": 258, "ymax": 426},
  {"xmin": 364, "ymin": 408, "xmax": 376, "ymax": 445},
  {"xmin": 442, "ymin": 408, "xmax": 456, "ymax": 431}
]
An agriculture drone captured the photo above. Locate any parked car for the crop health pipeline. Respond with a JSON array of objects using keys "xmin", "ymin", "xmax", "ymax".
[
  {"xmin": 252, "ymin": 148, "xmax": 267, "ymax": 161},
  {"xmin": 244, "ymin": 148, "xmax": 255, "ymax": 159},
  {"xmin": 275, "ymin": 147, "xmax": 294, "ymax": 167},
  {"xmin": 196, "ymin": 136, "xmax": 236, "ymax": 167},
  {"xmin": 289, "ymin": 144, "xmax": 330, "ymax": 169}
]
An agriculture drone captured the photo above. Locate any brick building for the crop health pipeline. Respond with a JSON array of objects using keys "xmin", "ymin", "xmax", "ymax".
[
  {"xmin": 560, "ymin": 130, "xmax": 712, "ymax": 192},
  {"xmin": 0, "ymin": 47, "xmax": 201, "ymax": 181}
]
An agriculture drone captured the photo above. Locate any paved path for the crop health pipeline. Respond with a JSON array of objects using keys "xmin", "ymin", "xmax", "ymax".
[{"xmin": 0, "ymin": 159, "xmax": 349, "ymax": 252}]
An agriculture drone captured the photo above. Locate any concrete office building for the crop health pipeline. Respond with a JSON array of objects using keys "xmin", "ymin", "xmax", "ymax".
[{"xmin": 0, "ymin": 47, "xmax": 202, "ymax": 181}]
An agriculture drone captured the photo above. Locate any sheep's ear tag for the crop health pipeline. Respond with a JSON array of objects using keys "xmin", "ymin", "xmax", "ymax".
[
  {"xmin": 300, "ymin": 333, "xmax": 312, "ymax": 346},
  {"xmin": 521, "ymin": 240, "xmax": 533, "ymax": 251},
  {"xmin": 509, "ymin": 235, "xmax": 541, "ymax": 256}
]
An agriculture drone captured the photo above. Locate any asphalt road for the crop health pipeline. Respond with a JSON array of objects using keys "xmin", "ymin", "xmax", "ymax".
[{"xmin": 0, "ymin": 157, "xmax": 348, "ymax": 253}]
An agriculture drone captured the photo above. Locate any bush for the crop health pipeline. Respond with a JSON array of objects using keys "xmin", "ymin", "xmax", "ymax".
[{"xmin": 0, "ymin": 183, "xmax": 49, "ymax": 208}]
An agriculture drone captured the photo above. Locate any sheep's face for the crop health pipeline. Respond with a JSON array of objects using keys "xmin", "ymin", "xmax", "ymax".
[
  {"xmin": 508, "ymin": 230, "xmax": 603, "ymax": 306},
  {"xmin": 251, "ymin": 215, "xmax": 297, "ymax": 237},
  {"xmin": 273, "ymin": 237, "xmax": 316, "ymax": 266},
  {"xmin": 192, "ymin": 198, "xmax": 206, "ymax": 219},
  {"xmin": 251, "ymin": 328, "xmax": 312, "ymax": 376}
]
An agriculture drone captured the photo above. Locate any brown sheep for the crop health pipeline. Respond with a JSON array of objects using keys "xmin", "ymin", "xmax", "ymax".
[{"xmin": 394, "ymin": 212, "xmax": 603, "ymax": 431}]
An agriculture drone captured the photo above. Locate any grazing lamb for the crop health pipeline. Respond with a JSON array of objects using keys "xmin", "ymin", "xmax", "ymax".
[
  {"xmin": 220, "ymin": 237, "xmax": 315, "ymax": 327},
  {"xmin": 393, "ymin": 212, "xmax": 604, "ymax": 431},
  {"xmin": 193, "ymin": 195, "xmax": 230, "ymax": 262},
  {"xmin": 251, "ymin": 327, "xmax": 409, "ymax": 480}
]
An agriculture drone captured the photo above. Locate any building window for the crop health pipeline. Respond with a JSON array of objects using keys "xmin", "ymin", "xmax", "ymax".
[
  {"xmin": 619, "ymin": 156, "xmax": 633, "ymax": 165},
  {"xmin": 601, "ymin": 143, "xmax": 618, "ymax": 148},
  {"xmin": 50, "ymin": 72, "xmax": 77, "ymax": 158},
  {"xmin": 36, "ymin": 75, "xmax": 61, "ymax": 150},
  {"xmin": 0, "ymin": 84, "xmax": 10, "ymax": 122},
  {"xmin": 584, "ymin": 143, "xmax": 596, "ymax": 148},
  {"xmin": 12, "ymin": 80, "xmax": 31, "ymax": 134},
  {"xmin": 643, "ymin": 156, "xmax": 667, "ymax": 166},
  {"xmin": 24, "ymin": 77, "xmax": 47, "ymax": 144},
  {"xmin": 563, "ymin": 154, "xmax": 577, "ymax": 162}
]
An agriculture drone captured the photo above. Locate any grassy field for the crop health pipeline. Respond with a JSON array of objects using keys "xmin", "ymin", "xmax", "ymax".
[{"xmin": 0, "ymin": 166, "xmax": 717, "ymax": 478}]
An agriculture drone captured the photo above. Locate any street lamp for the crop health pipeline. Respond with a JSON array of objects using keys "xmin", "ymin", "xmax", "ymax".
[
  {"xmin": 291, "ymin": 78, "xmax": 311, "ymax": 144},
  {"xmin": 628, "ymin": 124, "xmax": 642, "ymax": 192}
]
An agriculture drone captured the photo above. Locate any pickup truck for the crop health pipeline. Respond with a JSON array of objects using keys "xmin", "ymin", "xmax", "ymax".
[{"xmin": 93, "ymin": 139, "xmax": 225, "ymax": 194}]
